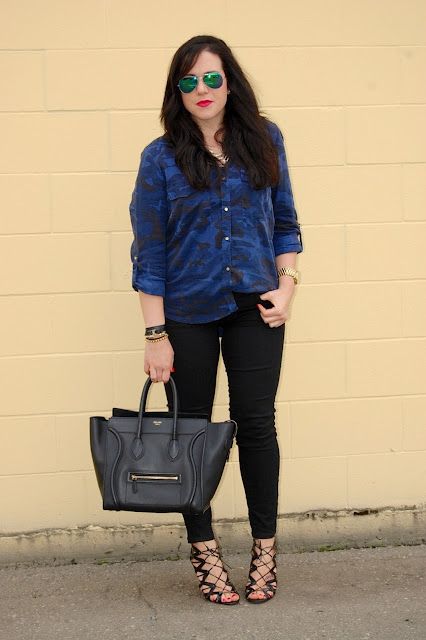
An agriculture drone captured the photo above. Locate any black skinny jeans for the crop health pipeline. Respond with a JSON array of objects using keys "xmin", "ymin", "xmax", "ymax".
[{"xmin": 165, "ymin": 293, "xmax": 285, "ymax": 543}]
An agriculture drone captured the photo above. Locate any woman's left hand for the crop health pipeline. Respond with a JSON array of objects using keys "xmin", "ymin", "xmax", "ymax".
[{"xmin": 257, "ymin": 280, "xmax": 295, "ymax": 328}]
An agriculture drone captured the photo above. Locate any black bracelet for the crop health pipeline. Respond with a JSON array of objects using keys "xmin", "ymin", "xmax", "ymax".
[{"xmin": 145, "ymin": 324, "xmax": 166, "ymax": 337}]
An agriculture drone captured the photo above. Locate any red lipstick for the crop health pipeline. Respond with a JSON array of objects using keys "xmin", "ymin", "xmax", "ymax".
[{"xmin": 197, "ymin": 100, "xmax": 212, "ymax": 107}]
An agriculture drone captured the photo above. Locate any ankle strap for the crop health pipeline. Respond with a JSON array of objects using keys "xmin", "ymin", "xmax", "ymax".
[
  {"xmin": 252, "ymin": 540, "xmax": 277, "ymax": 554},
  {"xmin": 191, "ymin": 543, "xmax": 221, "ymax": 555}
]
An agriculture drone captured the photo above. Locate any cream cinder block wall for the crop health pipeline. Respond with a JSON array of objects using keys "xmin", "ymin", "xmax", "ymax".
[{"xmin": 0, "ymin": 0, "xmax": 425, "ymax": 536}]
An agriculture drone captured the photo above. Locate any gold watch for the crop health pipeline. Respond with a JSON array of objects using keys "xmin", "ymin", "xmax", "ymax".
[{"xmin": 277, "ymin": 267, "xmax": 298, "ymax": 284}]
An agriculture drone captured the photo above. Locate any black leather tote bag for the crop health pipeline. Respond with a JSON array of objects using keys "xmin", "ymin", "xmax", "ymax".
[{"xmin": 90, "ymin": 377, "xmax": 237, "ymax": 515}]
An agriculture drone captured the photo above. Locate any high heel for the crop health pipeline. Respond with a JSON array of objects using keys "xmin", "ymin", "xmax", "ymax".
[
  {"xmin": 245, "ymin": 538, "xmax": 277, "ymax": 604},
  {"xmin": 190, "ymin": 543, "xmax": 240, "ymax": 605}
]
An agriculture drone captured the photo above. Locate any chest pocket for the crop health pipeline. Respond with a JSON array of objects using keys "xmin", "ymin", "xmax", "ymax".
[
  {"xmin": 167, "ymin": 173, "xmax": 197, "ymax": 202},
  {"xmin": 239, "ymin": 169, "xmax": 272, "ymax": 227},
  {"xmin": 166, "ymin": 174, "xmax": 210, "ymax": 227}
]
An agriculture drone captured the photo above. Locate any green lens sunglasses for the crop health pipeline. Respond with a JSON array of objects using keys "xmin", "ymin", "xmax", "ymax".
[{"xmin": 178, "ymin": 72, "xmax": 224, "ymax": 94}]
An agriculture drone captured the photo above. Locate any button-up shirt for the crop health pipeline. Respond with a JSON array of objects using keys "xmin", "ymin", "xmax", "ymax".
[{"xmin": 130, "ymin": 121, "xmax": 302, "ymax": 323}]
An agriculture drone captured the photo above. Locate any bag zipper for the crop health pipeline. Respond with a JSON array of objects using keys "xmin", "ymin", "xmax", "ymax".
[
  {"xmin": 130, "ymin": 474, "xmax": 179, "ymax": 481},
  {"xmin": 129, "ymin": 472, "xmax": 180, "ymax": 494}
]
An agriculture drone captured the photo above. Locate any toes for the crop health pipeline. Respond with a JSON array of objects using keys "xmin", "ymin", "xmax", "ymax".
[
  {"xmin": 247, "ymin": 589, "xmax": 272, "ymax": 601},
  {"xmin": 223, "ymin": 592, "xmax": 239, "ymax": 603},
  {"xmin": 210, "ymin": 591, "xmax": 239, "ymax": 604}
]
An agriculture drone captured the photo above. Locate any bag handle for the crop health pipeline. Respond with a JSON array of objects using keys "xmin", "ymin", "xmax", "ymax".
[{"xmin": 133, "ymin": 377, "xmax": 181, "ymax": 459}]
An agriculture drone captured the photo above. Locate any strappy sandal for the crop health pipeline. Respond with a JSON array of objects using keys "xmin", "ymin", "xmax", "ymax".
[
  {"xmin": 190, "ymin": 543, "xmax": 240, "ymax": 605},
  {"xmin": 245, "ymin": 538, "xmax": 277, "ymax": 604}
]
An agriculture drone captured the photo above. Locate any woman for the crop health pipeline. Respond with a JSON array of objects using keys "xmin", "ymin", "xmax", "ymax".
[{"xmin": 130, "ymin": 35, "xmax": 302, "ymax": 605}]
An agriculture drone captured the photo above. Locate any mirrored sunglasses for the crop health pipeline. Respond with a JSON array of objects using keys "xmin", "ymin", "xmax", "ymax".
[{"xmin": 178, "ymin": 72, "xmax": 224, "ymax": 94}]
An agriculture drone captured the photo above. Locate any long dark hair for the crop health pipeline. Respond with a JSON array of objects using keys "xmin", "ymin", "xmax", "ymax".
[{"xmin": 160, "ymin": 35, "xmax": 279, "ymax": 191}]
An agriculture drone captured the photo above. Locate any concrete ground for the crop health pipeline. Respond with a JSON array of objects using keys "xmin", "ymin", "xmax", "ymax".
[{"xmin": 0, "ymin": 545, "xmax": 425, "ymax": 640}]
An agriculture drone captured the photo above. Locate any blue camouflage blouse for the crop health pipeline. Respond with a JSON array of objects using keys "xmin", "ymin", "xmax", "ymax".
[{"xmin": 130, "ymin": 121, "xmax": 302, "ymax": 324}]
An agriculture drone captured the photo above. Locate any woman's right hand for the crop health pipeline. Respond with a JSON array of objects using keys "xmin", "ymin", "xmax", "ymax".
[{"xmin": 144, "ymin": 338, "xmax": 174, "ymax": 383}]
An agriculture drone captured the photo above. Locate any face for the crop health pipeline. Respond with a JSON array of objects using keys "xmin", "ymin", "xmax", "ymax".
[{"xmin": 179, "ymin": 50, "xmax": 229, "ymax": 129}]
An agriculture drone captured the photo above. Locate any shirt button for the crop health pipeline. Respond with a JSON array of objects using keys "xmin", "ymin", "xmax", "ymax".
[
  {"xmin": 225, "ymin": 236, "xmax": 229, "ymax": 241},
  {"xmin": 133, "ymin": 256, "xmax": 137, "ymax": 260},
  {"xmin": 224, "ymin": 207, "xmax": 229, "ymax": 211},
  {"xmin": 222, "ymin": 176, "xmax": 226, "ymax": 181},
  {"xmin": 226, "ymin": 266, "xmax": 230, "ymax": 271}
]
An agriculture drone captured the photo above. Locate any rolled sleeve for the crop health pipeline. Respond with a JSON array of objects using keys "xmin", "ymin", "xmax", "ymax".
[
  {"xmin": 270, "ymin": 124, "xmax": 303, "ymax": 256},
  {"xmin": 130, "ymin": 142, "xmax": 169, "ymax": 296}
]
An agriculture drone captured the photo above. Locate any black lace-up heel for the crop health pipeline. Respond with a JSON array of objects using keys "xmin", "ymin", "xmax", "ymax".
[
  {"xmin": 245, "ymin": 539, "xmax": 277, "ymax": 604},
  {"xmin": 190, "ymin": 543, "xmax": 240, "ymax": 605}
]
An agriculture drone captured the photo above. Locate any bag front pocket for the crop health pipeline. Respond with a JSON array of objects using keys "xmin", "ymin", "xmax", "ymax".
[{"xmin": 125, "ymin": 472, "xmax": 182, "ymax": 509}]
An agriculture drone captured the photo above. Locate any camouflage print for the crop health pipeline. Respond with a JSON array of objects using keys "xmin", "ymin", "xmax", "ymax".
[{"xmin": 129, "ymin": 121, "xmax": 302, "ymax": 324}]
